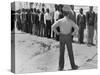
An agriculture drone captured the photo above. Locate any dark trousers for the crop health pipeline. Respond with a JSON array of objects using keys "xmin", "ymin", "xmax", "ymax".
[
  {"xmin": 29, "ymin": 23, "xmax": 33, "ymax": 34},
  {"xmin": 17, "ymin": 21, "xmax": 22, "ymax": 31},
  {"xmin": 71, "ymin": 28, "xmax": 74, "ymax": 41},
  {"xmin": 35, "ymin": 23, "xmax": 40, "ymax": 36},
  {"xmin": 33, "ymin": 24, "xmax": 36, "ymax": 35},
  {"xmin": 37, "ymin": 25, "xmax": 40, "ymax": 36},
  {"xmin": 78, "ymin": 26, "xmax": 85, "ymax": 43},
  {"xmin": 26, "ymin": 22, "xmax": 30, "ymax": 33},
  {"xmin": 35, "ymin": 24, "xmax": 38, "ymax": 35},
  {"xmin": 46, "ymin": 20, "xmax": 51, "ymax": 38},
  {"xmin": 59, "ymin": 33, "xmax": 76, "ymax": 69},
  {"xmin": 44, "ymin": 24, "xmax": 47, "ymax": 37},
  {"xmin": 56, "ymin": 27, "xmax": 60, "ymax": 41},
  {"xmin": 26, "ymin": 23, "xmax": 29, "ymax": 33},
  {"xmin": 22, "ymin": 22, "xmax": 26, "ymax": 32},
  {"xmin": 11, "ymin": 21, "xmax": 15, "ymax": 31},
  {"xmin": 40, "ymin": 22, "xmax": 45, "ymax": 37}
]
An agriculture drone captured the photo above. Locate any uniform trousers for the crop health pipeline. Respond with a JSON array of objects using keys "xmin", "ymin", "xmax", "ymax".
[
  {"xmin": 46, "ymin": 20, "xmax": 51, "ymax": 38},
  {"xmin": 59, "ymin": 33, "xmax": 76, "ymax": 69}
]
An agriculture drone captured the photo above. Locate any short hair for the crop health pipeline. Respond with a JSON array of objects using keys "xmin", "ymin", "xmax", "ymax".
[
  {"xmin": 58, "ymin": 4, "xmax": 64, "ymax": 8},
  {"xmin": 46, "ymin": 8, "xmax": 49, "ymax": 13},
  {"xmin": 89, "ymin": 6, "xmax": 93, "ymax": 8},
  {"xmin": 55, "ymin": 4, "xmax": 58, "ymax": 10},
  {"xmin": 70, "ymin": 5, "xmax": 74, "ymax": 10},
  {"xmin": 89, "ymin": 6, "xmax": 93, "ymax": 10},
  {"xmin": 30, "ymin": 3, "xmax": 33, "ymax": 6},
  {"xmin": 80, "ymin": 8, "xmax": 83, "ymax": 12}
]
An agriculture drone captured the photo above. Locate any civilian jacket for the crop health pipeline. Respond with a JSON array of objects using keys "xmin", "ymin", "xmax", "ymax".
[
  {"xmin": 86, "ymin": 11, "xmax": 95, "ymax": 26},
  {"xmin": 77, "ymin": 14, "xmax": 86, "ymax": 29}
]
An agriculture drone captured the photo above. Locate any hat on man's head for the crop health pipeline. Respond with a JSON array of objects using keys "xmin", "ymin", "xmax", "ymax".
[{"xmin": 62, "ymin": 5, "xmax": 72, "ymax": 12}]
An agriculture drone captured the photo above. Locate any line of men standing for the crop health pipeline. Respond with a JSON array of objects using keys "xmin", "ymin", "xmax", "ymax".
[
  {"xmin": 14, "ymin": 4, "xmax": 64, "ymax": 39},
  {"xmin": 52, "ymin": 5, "xmax": 97, "ymax": 46},
  {"xmin": 15, "ymin": 4, "xmax": 53, "ymax": 38},
  {"xmin": 15, "ymin": 8, "xmax": 41, "ymax": 35},
  {"xmin": 77, "ymin": 6, "xmax": 97, "ymax": 46},
  {"xmin": 13, "ymin": 4, "xmax": 97, "ymax": 46}
]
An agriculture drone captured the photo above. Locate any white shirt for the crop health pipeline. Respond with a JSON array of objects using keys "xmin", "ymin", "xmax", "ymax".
[
  {"xmin": 52, "ymin": 17, "xmax": 79, "ymax": 35},
  {"xmin": 54, "ymin": 10, "xmax": 60, "ymax": 22},
  {"xmin": 44, "ymin": 12, "xmax": 52, "ymax": 24},
  {"xmin": 80, "ymin": 14, "xmax": 84, "ymax": 17}
]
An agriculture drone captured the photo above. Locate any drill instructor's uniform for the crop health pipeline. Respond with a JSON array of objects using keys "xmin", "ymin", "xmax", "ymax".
[{"xmin": 52, "ymin": 16, "xmax": 79, "ymax": 69}]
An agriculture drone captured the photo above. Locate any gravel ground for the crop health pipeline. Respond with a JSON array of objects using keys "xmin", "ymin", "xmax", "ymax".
[{"xmin": 12, "ymin": 32, "xmax": 97, "ymax": 73}]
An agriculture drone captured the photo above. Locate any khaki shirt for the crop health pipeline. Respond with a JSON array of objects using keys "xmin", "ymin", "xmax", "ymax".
[{"xmin": 52, "ymin": 17, "xmax": 79, "ymax": 35}]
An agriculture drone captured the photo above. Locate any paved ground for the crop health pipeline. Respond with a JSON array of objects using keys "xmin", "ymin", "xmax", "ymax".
[{"xmin": 12, "ymin": 32, "xmax": 97, "ymax": 73}]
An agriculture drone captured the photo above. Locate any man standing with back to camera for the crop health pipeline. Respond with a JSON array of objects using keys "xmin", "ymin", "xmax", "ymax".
[{"xmin": 52, "ymin": 5, "xmax": 79, "ymax": 71}]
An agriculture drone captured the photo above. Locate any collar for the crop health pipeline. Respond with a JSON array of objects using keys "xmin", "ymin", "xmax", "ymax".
[
  {"xmin": 64, "ymin": 16, "xmax": 69, "ymax": 21},
  {"xmin": 89, "ymin": 11, "xmax": 94, "ymax": 13},
  {"xmin": 80, "ymin": 14, "xmax": 84, "ymax": 16}
]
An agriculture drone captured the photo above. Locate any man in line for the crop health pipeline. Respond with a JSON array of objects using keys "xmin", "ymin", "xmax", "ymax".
[
  {"xmin": 44, "ymin": 8, "xmax": 52, "ymax": 38},
  {"xmin": 26, "ymin": 3, "xmax": 34, "ymax": 34},
  {"xmin": 32, "ymin": 8, "xmax": 37, "ymax": 35},
  {"xmin": 36, "ymin": 9, "xmax": 41, "ymax": 36},
  {"xmin": 40, "ymin": 8, "xmax": 45, "ymax": 37},
  {"xmin": 53, "ymin": 4, "xmax": 60, "ymax": 39},
  {"xmin": 52, "ymin": 5, "xmax": 79, "ymax": 71},
  {"xmin": 86, "ymin": 6, "xmax": 95, "ymax": 46},
  {"xmin": 77, "ymin": 8, "xmax": 86, "ymax": 44},
  {"xmin": 32, "ymin": 8, "xmax": 36, "ymax": 35},
  {"xmin": 35, "ymin": 9, "xmax": 40, "ymax": 36},
  {"xmin": 69, "ymin": 5, "xmax": 76, "ymax": 42},
  {"xmin": 27, "ymin": 9, "xmax": 33, "ymax": 34},
  {"xmin": 25, "ymin": 9, "xmax": 29, "ymax": 33},
  {"xmin": 21, "ymin": 8, "xmax": 26, "ymax": 32},
  {"xmin": 94, "ymin": 13, "xmax": 97, "ymax": 47},
  {"xmin": 16, "ymin": 10, "xmax": 22, "ymax": 31}
]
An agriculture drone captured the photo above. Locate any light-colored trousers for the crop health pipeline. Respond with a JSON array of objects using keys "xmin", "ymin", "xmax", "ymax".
[{"xmin": 87, "ymin": 25, "xmax": 94, "ymax": 44}]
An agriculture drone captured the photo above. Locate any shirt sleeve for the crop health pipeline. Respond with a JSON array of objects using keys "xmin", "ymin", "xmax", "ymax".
[
  {"xmin": 72, "ymin": 21, "xmax": 79, "ymax": 33},
  {"xmin": 52, "ymin": 20, "xmax": 60, "ymax": 31},
  {"xmin": 54, "ymin": 12, "xmax": 57, "ymax": 22}
]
